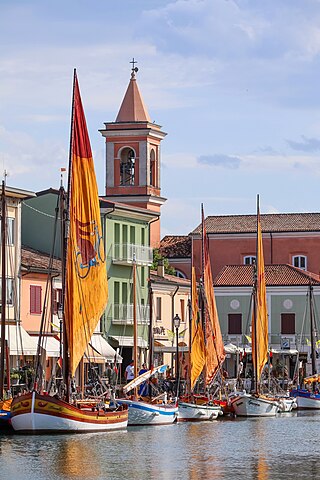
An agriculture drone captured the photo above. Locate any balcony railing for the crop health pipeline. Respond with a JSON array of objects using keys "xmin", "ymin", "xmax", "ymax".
[
  {"xmin": 109, "ymin": 303, "xmax": 150, "ymax": 325},
  {"xmin": 112, "ymin": 243, "xmax": 153, "ymax": 266}
]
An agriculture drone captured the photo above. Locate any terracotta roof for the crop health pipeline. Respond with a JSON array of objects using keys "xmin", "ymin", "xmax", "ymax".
[
  {"xmin": 214, "ymin": 264, "xmax": 320, "ymax": 287},
  {"xmin": 150, "ymin": 270, "xmax": 191, "ymax": 287},
  {"xmin": 192, "ymin": 213, "xmax": 320, "ymax": 235},
  {"xmin": 116, "ymin": 72, "xmax": 150, "ymax": 122},
  {"xmin": 21, "ymin": 246, "xmax": 61, "ymax": 273},
  {"xmin": 159, "ymin": 235, "xmax": 191, "ymax": 259}
]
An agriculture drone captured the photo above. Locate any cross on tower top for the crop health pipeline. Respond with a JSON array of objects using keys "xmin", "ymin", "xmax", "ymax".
[{"xmin": 130, "ymin": 58, "xmax": 139, "ymax": 78}]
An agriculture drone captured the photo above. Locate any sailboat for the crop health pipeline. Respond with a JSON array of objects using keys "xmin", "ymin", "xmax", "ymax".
[
  {"xmin": 0, "ymin": 178, "xmax": 12, "ymax": 428},
  {"xmin": 10, "ymin": 70, "xmax": 128, "ymax": 432},
  {"xmin": 178, "ymin": 205, "xmax": 224, "ymax": 422},
  {"xmin": 117, "ymin": 259, "xmax": 178, "ymax": 425},
  {"xmin": 230, "ymin": 196, "xmax": 280, "ymax": 417},
  {"xmin": 290, "ymin": 283, "xmax": 320, "ymax": 409}
]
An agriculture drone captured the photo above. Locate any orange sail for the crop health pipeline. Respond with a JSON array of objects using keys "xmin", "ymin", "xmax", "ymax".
[
  {"xmin": 65, "ymin": 72, "xmax": 108, "ymax": 376},
  {"xmin": 202, "ymin": 206, "xmax": 225, "ymax": 385},
  {"xmin": 190, "ymin": 267, "xmax": 206, "ymax": 390},
  {"xmin": 252, "ymin": 202, "xmax": 268, "ymax": 382}
]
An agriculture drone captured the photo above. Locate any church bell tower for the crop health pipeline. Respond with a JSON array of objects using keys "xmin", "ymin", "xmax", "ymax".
[{"xmin": 99, "ymin": 60, "xmax": 166, "ymax": 247}]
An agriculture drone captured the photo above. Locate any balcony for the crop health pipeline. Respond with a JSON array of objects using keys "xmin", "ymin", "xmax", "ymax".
[
  {"xmin": 112, "ymin": 243, "xmax": 153, "ymax": 266},
  {"xmin": 109, "ymin": 303, "xmax": 150, "ymax": 325}
]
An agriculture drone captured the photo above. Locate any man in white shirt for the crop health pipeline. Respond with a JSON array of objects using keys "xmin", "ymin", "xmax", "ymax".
[{"xmin": 125, "ymin": 360, "xmax": 134, "ymax": 383}]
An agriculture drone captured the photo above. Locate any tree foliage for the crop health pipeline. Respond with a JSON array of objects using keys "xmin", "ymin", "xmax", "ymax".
[{"xmin": 152, "ymin": 248, "xmax": 175, "ymax": 275}]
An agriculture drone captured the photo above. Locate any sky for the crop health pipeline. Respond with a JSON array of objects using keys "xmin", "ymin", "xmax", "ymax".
[{"xmin": 1, "ymin": 0, "xmax": 320, "ymax": 237}]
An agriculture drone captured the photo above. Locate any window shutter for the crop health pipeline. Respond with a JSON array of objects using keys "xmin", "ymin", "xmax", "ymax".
[{"xmin": 30, "ymin": 285, "xmax": 42, "ymax": 314}]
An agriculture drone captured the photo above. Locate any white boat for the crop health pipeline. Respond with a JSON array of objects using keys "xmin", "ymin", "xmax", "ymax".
[
  {"xmin": 230, "ymin": 198, "xmax": 279, "ymax": 418},
  {"xmin": 118, "ymin": 397, "xmax": 178, "ymax": 426},
  {"xmin": 276, "ymin": 396, "xmax": 297, "ymax": 412},
  {"xmin": 178, "ymin": 401, "xmax": 222, "ymax": 421},
  {"xmin": 230, "ymin": 392, "xmax": 280, "ymax": 417},
  {"xmin": 180, "ymin": 211, "xmax": 226, "ymax": 423}
]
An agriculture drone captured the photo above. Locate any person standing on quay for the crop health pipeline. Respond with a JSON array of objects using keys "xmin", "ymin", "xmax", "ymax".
[{"xmin": 125, "ymin": 360, "xmax": 135, "ymax": 383}]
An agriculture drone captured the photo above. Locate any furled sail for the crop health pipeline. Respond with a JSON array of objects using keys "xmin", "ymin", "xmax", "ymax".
[
  {"xmin": 190, "ymin": 267, "xmax": 206, "ymax": 390},
  {"xmin": 65, "ymin": 72, "xmax": 108, "ymax": 376},
  {"xmin": 202, "ymin": 206, "xmax": 225, "ymax": 385},
  {"xmin": 252, "ymin": 203, "xmax": 268, "ymax": 382}
]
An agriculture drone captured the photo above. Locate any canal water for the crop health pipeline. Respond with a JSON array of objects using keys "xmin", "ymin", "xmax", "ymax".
[{"xmin": 1, "ymin": 411, "xmax": 320, "ymax": 480}]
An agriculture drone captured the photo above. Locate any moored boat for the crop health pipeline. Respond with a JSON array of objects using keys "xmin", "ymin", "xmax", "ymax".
[
  {"xmin": 290, "ymin": 388, "xmax": 320, "ymax": 409},
  {"xmin": 118, "ymin": 397, "xmax": 178, "ymax": 426},
  {"xmin": 230, "ymin": 196, "xmax": 279, "ymax": 418},
  {"xmin": 230, "ymin": 391, "xmax": 279, "ymax": 417},
  {"xmin": 178, "ymin": 401, "xmax": 222, "ymax": 421},
  {"xmin": 11, "ymin": 71, "xmax": 128, "ymax": 433},
  {"xmin": 11, "ymin": 391, "xmax": 128, "ymax": 433}
]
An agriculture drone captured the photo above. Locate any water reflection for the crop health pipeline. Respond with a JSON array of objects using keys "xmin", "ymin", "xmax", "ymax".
[
  {"xmin": 55, "ymin": 437, "xmax": 101, "ymax": 478},
  {"xmin": 2, "ymin": 413, "xmax": 320, "ymax": 479}
]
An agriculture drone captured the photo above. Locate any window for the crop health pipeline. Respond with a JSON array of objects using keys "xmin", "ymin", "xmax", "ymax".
[
  {"xmin": 130, "ymin": 226, "xmax": 135, "ymax": 245},
  {"xmin": 122, "ymin": 283, "xmax": 128, "ymax": 304},
  {"xmin": 52, "ymin": 288, "xmax": 62, "ymax": 314},
  {"xmin": 176, "ymin": 270, "xmax": 186, "ymax": 279},
  {"xmin": 141, "ymin": 228, "xmax": 145, "ymax": 246},
  {"xmin": 30, "ymin": 285, "xmax": 42, "ymax": 314},
  {"xmin": 292, "ymin": 255, "xmax": 307, "ymax": 270},
  {"xmin": 120, "ymin": 148, "xmax": 135, "ymax": 185},
  {"xmin": 141, "ymin": 266, "xmax": 145, "ymax": 287},
  {"xmin": 150, "ymin": 149, "xmax": 156, "ymax": 186},
  {"xmin": 228, "ymin": 314, "xmax": 242, "ymax": 334},
  {"xmin": 0, "ymin": 218, "xmax": 15, "ymax": 245},
  {"xmin": 281, "ymin": 313, "xmax": 295, "ymax": 334},
  {"xmin": 114, "ymin": 282, "xmax": 120, "ymax": 319},
  {"xmin": 180, "ymin": 299, "xmax": 185, "ymax": 322},
  {"xmin": 244, "ymin": 256, "xmax": 256, "ymax": 265},
  {"xmin": 156, "ymin": 297, "xmax": 162, "ymax": 322},
  {"xmin": 0, "ymin": 278, "xmax": 14, "ymax": 305}
]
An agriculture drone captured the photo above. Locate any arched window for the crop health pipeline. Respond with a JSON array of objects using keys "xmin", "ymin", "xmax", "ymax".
[
  {"xmin": 243, "ymin": 256, "xmax": 256, "ymax": 265},
  {"xmin": 120, "ymin": 148, "xmax": 135, "ymax": 186},
  {"xmin": 175, "ymin": 270, "xmax": 186, "ymax": 279},
  {"xmin": 150, "ymin": 149, "xmax": 156, "ymax": 186},
  {"xmin": 292, "ymin": 255, "xmax": 307, "ymax": 270}
]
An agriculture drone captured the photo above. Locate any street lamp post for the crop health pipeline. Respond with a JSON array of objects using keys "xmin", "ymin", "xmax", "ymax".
[{"xmin": 173, "ymin": 314, "xmax": 181, "ymax": 397}]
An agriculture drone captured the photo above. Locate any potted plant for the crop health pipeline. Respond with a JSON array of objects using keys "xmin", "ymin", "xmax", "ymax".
[{"xmin": 10, "ymin": 369, "xmax": 20, "ymax": 385}]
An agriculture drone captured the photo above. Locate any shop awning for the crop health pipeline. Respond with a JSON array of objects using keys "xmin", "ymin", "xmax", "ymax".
[
  {"xmin": 224, "ymin": 343, "xmax": 242, "ymax": 354},
  {"xmin": 90, "ymin": 334, "xmax": 122, "ymax": 363},
  {"xmin": 153, "ymin": 341, "xmax": 189, "ymax": 353},
  {"xmin": 109, "ymin": 336, "xmax": 148, "ymax": 349},
  {"xmin": 41, "ymin": 336, "xmax": 61, "ymax": 357},
  {"xmin": 84, "ymin": 345, "xmax": 105, "ymax": 364},
  {"xmin": 2, "ymin": 324, "xmax": 39, "ymax": 356}
]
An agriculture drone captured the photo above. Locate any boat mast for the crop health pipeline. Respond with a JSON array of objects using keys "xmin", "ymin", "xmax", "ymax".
[
  {"xmin": 133, "ymin": 254, "xmax": 138, "ymax": 397},
  {"xmin": 309, "ymin": 282, "xmax": 317, "ymax": 377},
  {"xmin": 0, "ymin": 178, "xmax": 6, "ymax": 399},
  {"xmin": 62, "ymin": 68, "xmax": 77, "ymax": 402},
  {"xmin": 253, "ymin": 194, "xmax": 259, "ymax": 394}
]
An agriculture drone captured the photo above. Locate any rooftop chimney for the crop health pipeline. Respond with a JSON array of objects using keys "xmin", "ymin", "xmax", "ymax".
[{"xmin": 157, "ymin": 259, "xmax": 165, "ymax": 277}]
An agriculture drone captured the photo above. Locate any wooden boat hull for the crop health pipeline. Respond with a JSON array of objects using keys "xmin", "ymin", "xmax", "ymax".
[
  {"xmin": 290, "ymin": 389, "xmax": 320, "ymax": 409},
  {"xmin": 178, "ymin": 401, "xmax": 222, "ymax": 422},
  {"xmin": 0, "ymin": 399, "xmax": 12, "ymax": 429},
  {"xmin": 230, "ymin": 392, "xmax": 279, "ymax": 417},
  {"xmin": 11, "ymin": 391, "xmax": 128, "ymax": 433},
  {"xmin": 117, "ymin": 399, "xmax": 178, "ymax": 426}
]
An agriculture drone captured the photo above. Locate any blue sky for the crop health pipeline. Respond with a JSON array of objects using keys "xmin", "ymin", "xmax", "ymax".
[{"xmin": 1, "ymin": 0, "xmax": 320, "ymax": 236}]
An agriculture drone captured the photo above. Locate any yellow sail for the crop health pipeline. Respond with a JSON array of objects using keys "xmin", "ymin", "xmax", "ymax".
[
  {"xmin": 252, "ymin": 204, "xmax": 268, "ymax": 382},
  {"xmin": 202, "ymin": 207, "xmax": 225, "ymax": 385},
  {"xmin": 65, "ymin": 73, "xmax": 108, "ymax": 376},
  {"xmin": 190, "ymin": 267, "xmax": 206, "ymax": 390}
]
